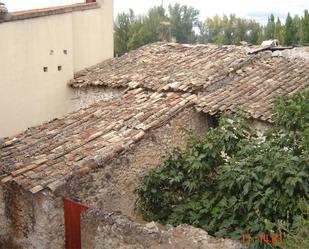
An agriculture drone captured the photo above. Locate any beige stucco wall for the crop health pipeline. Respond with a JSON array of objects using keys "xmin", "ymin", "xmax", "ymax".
[
  {"xmin": 0, "ymin": 0, "xmax": 113, "ymax": 138},
  {"xmin": 72, "ymin": 1, "xmax": 114, "ymax": 72}
]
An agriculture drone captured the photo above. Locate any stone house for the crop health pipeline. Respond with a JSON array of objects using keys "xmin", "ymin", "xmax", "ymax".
[
  {"xmin": 0, "ymin": 43, "xmax": 308, "ymax": 248},
  {"xmin": 0, "ymin": 0, "xmax": 113, "ymax": 137}
]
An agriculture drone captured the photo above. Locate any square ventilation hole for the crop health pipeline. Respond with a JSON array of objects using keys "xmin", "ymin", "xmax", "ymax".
[
  {"xmin": 58, "ymin": 65, "xmax": 62, "ymax": 71},
  {"xmin": 63, "ymin": 49, "xmax": 68, "ymax": 55},
  {"xmin": 43, "ymin": 67, "xmax": 48, "ymax": 72}
]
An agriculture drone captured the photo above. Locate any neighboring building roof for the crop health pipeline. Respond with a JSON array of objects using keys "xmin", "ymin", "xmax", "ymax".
[
  {"xmin": 70, "ymin": 43, "xmax": 248, "ymax": 92},
  {"xmin": 0, "ymin": 2, "xmax": 99, "ymax": 23},
  {"xmin": 0, "ymin": 89, "xmax": 191, "ymax": 193},
  {"xmin": 70, "ymin": 43, "xmax": 309, "ymax": 121}
]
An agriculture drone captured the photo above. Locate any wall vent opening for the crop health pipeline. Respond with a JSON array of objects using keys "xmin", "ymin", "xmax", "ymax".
[
  {"xmin": 58, "ymin": 66, "xmax": 62, "ymax": 71},
  {"xmin": 43, "ymin": 67, "xmax": 48, "ymax": 72}
]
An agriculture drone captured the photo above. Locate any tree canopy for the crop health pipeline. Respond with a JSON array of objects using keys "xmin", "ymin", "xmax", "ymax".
[
  {"xmin": 114, "ymin": 5, "xmax": 309, "ymax": 56},
  {"xmin": 168, "ymin": 3, "xmax": 199, "ymax": 43},
  {"xmin": 114, "ymin": 4, "xmax": 199, "ymax": 56}
]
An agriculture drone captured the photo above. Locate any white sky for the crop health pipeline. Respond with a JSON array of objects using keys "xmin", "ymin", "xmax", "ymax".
[{"xmin": 2, "ymin": 0, "xmax": 309, "ymax": 24}]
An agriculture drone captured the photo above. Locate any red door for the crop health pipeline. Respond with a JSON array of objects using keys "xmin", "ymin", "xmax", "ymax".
[{"xmin": 64, "ymin": 198, "xmax": 89, "ymax": 249}]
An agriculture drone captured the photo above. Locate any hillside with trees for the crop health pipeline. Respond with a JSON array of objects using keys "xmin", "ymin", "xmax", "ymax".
[{"xmin": 114, "ymin": 4, "xmax": 309, "ymax": 56}]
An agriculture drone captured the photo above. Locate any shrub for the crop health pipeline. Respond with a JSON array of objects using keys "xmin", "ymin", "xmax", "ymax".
[
  {"xmin": 135, "ymin": 91, "xmax": 309, "ymax": 248},
  {"xmin": 276, "ymin": 200, "xmax": 309, "ymax": 249}
]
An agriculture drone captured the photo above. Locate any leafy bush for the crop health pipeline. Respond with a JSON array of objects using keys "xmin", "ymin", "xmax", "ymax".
[
  {"xmin": 276, "ymin": 200, "xmax": 309, "ymax": 249},
  {"xmin": 135, "ymin": 91, "xmax": 309, "ymax": 248}
]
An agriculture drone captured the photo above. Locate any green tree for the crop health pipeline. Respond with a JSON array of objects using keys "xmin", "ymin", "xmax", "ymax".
[
  {"xmin": 115, "ymin": 7, "xmax": 309, "ymax": 54},
  {"xmin": 114, "ymin": 9, "xmax": 138, "ymax": 56},
  {"xmin": 275, "ymin": 17, "xmax": 284, "ymax": 44},
  {"xmin": 293, "ymin": 15, "xmax": 302, "ymax": 44},
  {"xmin": 246, "ymin": 20, "xmax": 263, "ymax": 44},
  {"xmin": 233, "ymin": 18, "xmax": 248, "ymax": 44},
  {"xmin": 141, "ymin": 6, "xmax": 170, "ymax": 43},
  {"xmin": 265, "ymin": 14, "xmax": 276, "ymax": 39},
  {"xmin": 198, "ymin": 14, "xmax": 263, "ymax": 45},
  {"xmin": 284, "ymin": 13, "xmax": 298, "ymax": 45},
  {"xmin": 197, "ymin": 20, "xmax": 208, "ymax": 43},
  {"xmin": 127, "ymin": 17, "xmax": 146, "ymax": 51},
  {"xmin": 114, "ymin": 7, "xmax": 169, "ymax": 56},
  {"xmin": 301, "ymin": 10, "xmax": 309, "ymax": 44},
  {"xmin": 168, "ymin": 3, "xmax": 199, "ymax": 43},
  {"xmin": 201, "ymin": 15, "xmax": 222, "ymax": 43}
]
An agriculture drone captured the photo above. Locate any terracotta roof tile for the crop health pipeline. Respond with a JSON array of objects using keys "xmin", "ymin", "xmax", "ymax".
[
  {"xmin": 0, "ymin": 89, "xmax": 190, "ymax": 193},
  {"xmin": 70, "ymin": 43, "xmax": 309, "ymax": 121},
  {"xmin": 195, "ymin": 56, "xmax": 309, "ymax": 121},
  {"xmin": 1, "ymin": 42, "xmax": 309, "ymax": 193},
  {"xmin": 70, "ymin": 43, "xmax": 248, "ymax": 93}
]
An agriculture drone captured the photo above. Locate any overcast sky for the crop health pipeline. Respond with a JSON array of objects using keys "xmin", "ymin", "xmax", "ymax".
[{"xmin": 3, "ymin": 0, "xmax": 309, "ymax": 24}]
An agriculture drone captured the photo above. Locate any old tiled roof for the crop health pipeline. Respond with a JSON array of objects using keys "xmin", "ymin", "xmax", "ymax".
[
  {"xmin": 1, "ymin": 42, "xmax": 308, "ymax": 194},
  {"xmin": 0, "ymin": 89, "xmax": 192, "ymax": 193},
  {"xmin": 194, "ymin": 54, "xmax": 309, "ymax": 121},
  {"xmin": 70, "ymin": 43, "xmax": 309, "ymax": 121},
  {"xmin": 70, "ymin": 43, "xmax": 248, "ymax": 93}
]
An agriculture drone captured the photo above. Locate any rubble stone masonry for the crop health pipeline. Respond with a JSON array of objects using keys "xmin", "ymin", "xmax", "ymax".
[
  {"xmin": 0, "ymin": 107, "xmax": 210, "ymax": 248},
  {"xmin": 65, "ymin": 107, "xmax": 209, "ymax": 218}
]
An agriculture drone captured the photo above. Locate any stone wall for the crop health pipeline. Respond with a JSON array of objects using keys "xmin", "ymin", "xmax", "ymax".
[
  {"xmin": 273, "ymin": 47, "xmax": 309, "ymax": 60},
  {"xmin": 65, "ymin": 107, "xmax": 210, "ymax": 219},
  {"xmin": 252, "ymin": 119, "xmax": 271, "ymax": 132},
  {"xmin": 0, "ymin": 185, "xmax": 7, "ymax": 247},
  {"xmin": 0, "ymin": 185, "xmax": 64, "ymax": 249},
  {"xmin": 0, "ymin": 109, "xmax": 274, "ymax": 248},
  {"xmin": 81, "ymin": 210, "xmax": 245, "ymax": 249},
  {"xmin": 69, "ymin": 86, "xmax": 125, "ymax": 112},
  {"xmin": 0, "ymin": 107, "xmax": 210, "ymax": 249}
]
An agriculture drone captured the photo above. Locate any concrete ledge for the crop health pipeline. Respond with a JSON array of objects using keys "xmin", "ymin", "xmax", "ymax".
[{"xmin": 0, "ymin": 2, "xmax": 99, "ymax": 23}]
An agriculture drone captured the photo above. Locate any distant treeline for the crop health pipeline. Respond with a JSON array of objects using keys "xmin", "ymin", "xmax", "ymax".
[{"xmin": 114, "ymin": 4, "xmax": 309, "ymax": 56}]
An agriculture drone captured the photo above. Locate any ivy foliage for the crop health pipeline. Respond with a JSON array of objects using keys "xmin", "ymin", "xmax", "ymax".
[{"xmin": 135, "ymin": 91, "xmax": 309, "ymax": 247}]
